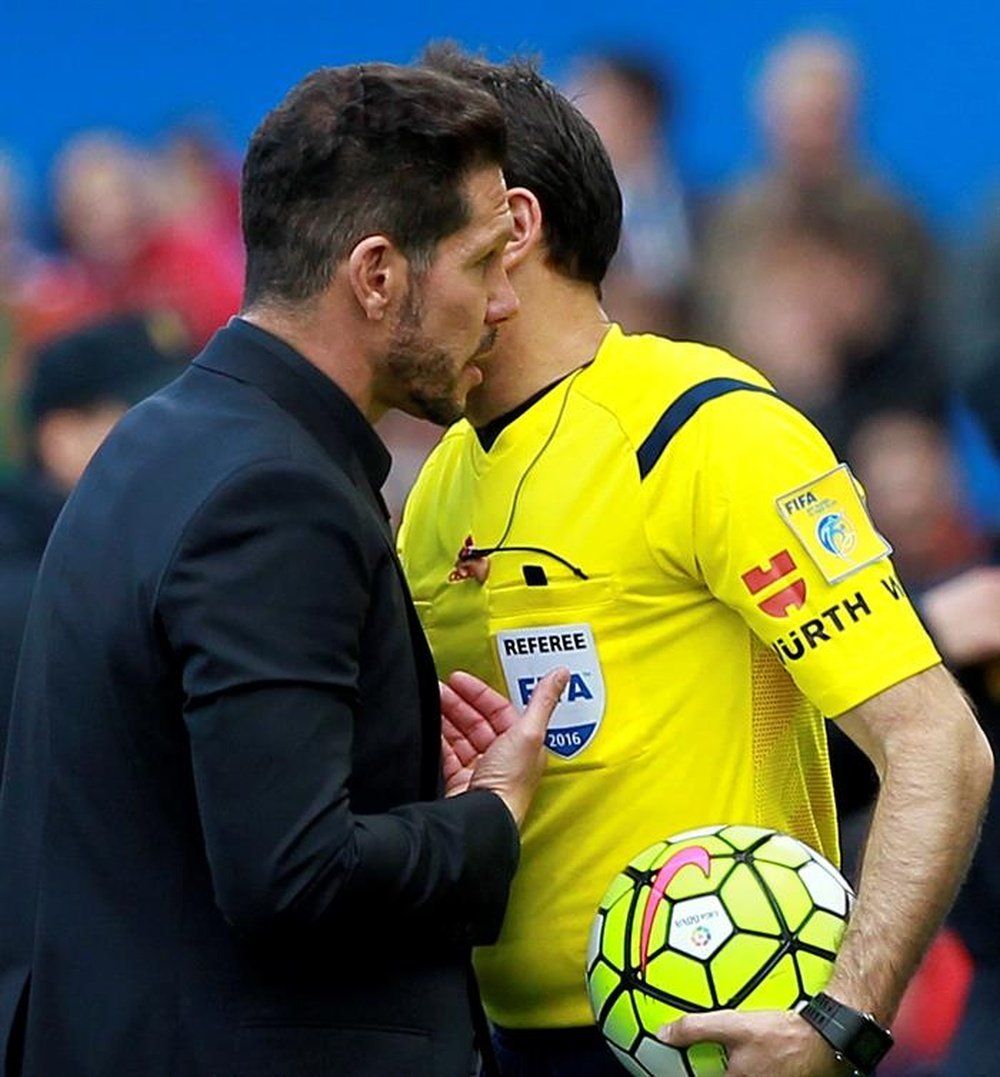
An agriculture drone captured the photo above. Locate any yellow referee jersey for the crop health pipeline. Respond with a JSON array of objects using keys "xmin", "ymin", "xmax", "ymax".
[{"xmin": 397, "ymin": 325, "xmax": 940, "ymax": 1029}]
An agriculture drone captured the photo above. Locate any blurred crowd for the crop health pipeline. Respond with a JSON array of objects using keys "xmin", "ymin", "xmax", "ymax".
[{"xmin": 2, "ymin": 30, "xmax": 999, "ymax": 1076}]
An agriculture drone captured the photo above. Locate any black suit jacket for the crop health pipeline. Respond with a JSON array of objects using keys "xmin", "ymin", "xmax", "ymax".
[{"xmin": 0, "ymin": 319, "xmax": 519, "ymax": 1077}]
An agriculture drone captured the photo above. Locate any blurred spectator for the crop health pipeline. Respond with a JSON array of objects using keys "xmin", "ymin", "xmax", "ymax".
[
  {"xmin": 695, "ymin": 33, "xmax": 939, "ymax": 452},
  {"xmin": 699, "ymin": 31, "xmax": 934, "ymax": 328},
  {"xmin": 827, "ymin": 411, "xmax": 986, "ymax": 876},
  {"xmin": 938, "ymin": 198, "xmax": 1000, "ymax": 390},
  {"xmin": 830, "ymin": 410, "xmax": 989, "ymax": 831},
  {"xmin": 0, "ymin": 154, "xmax": 19, "ymax": 294},
  {"xmin": 834, "ymin": 408, "xmax": 1000, "ymax": 1075},
  {"xmin": 932, "ymin": 198, "xmax": 1000, "ymax": 544},
  {"xmin": 920, "ymin": 572, "xmax": 1000, "ymax": 1077},
  {"xmin": 9, "ymin": 131, "xmax": 242, "ymax": 351},
  {"xmin": 0, "ymin": 151, "xmax": 45, "ymax": 297},
  {"xmin": 567, "ymin": 51, "xmax": 692, "ymax": 335},
  {"xmin": 927, "ymin": 207, "xmax": 1000, "ymax": 1075},
  {"xmin": 0, "ymin": 470, "xmax": 62, "ymax": 764},
  {"xmin": 152, "ymin": 121, "xmax": 244, "ymax": 268},
  {"xmin": 726, "ymin": 214, "xmax": 941, "ymax": 451},
  {"xmin": 0, "ymin": 151, "xmax": 46, "ymax": 471},
  {"xmin": 21, "ymin": 310, "xmax": 188, "ymax": 492},
  {"xmin": 948, "ymin": 202, "xmax": 1000, "ymax": 506},
  {"xmin": 0, "ymin": 312, "xmax": 187, "ymax": 758},
  {"xmin": 850, "ymin": 411, "xmax": 987, "ymax": 587}
]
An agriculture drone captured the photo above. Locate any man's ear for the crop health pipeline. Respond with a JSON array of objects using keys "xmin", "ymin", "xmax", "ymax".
[
  {"xmin": 503, "ymin": 187, "xmax": 544, "ymax": 273},
  {"xmin": 347, "ymin": 235, "xmax": 407, "ymax": 321}
]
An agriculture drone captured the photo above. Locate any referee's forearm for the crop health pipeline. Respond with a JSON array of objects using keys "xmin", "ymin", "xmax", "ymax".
[{"xmin": 826, "ymin": 665, "xmax": 992, "ymax": 1022}]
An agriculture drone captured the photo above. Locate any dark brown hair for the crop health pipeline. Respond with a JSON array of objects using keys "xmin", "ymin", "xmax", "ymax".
[
  {"xmin": 241, "ymin": 63, "xmax": 507, "ymax": 306},
  {"xmin": 422, "ymin": 43, "xmax": 622, "ymax": 292}
]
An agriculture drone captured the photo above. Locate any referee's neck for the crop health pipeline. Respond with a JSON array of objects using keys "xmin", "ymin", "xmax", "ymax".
[{"xmin": 465, "ymin": 272, "xmax": 610, "ymax": 426}]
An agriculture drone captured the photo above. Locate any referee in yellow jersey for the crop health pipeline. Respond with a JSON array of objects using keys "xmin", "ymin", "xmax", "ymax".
[{"xmin": 399, "ymin": 45, "xmax": 992, "ymax": 1077}]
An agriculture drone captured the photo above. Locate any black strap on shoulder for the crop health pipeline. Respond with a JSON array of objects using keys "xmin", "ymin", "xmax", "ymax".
[{"xmin": 636, "ymin": 377, "xmax": 775, "ymax": 479}]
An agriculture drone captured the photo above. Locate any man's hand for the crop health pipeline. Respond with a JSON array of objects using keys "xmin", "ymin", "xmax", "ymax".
[
  {"xmin": 441, "ymin": 672, "xmax": 517, "ymax": 796},
  {"xmin": 658, "ymin": 1009, "xmax": 847, "ymax": 1077},
  {"xmin": 440, "ymin": 667, "xmax": 569, "ymax": 826}
]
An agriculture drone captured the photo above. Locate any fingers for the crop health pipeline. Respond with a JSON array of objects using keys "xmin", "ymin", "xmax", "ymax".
[
  {"xmin": 441, "ymin": 697, "xmax": 502, "ymax": 758},
  {"xmin": 441, "ymin": 677, "xmax": 514, "ymax": 749},
  {"xmin": 445, "ymin": 671, "xmax": 517, "ymax": 734},
  {"xmin": 441, "ymin": 734, "xmax": 462, "ymax": 781},
  {"xmin": 658, "ymin": 1010, "xmax": 838, "ymax": 1077},
  {"xmin": 519, "ymin": 667, "xmax": 570, "ymax": 740},
  {"xmin": 441, "ymin": 714, "xmax": 479, "ymax": 767},
  {"xmin": 441, "ymin": 735, "xmax": 476, "ymax": 797},
  {"xmin": 658, "ymin": 1011, "xmax": 736, "ymax": 1048},
  {"xmin": 442, "ymin": 667, "xmax": 569, "ymax": 776}
]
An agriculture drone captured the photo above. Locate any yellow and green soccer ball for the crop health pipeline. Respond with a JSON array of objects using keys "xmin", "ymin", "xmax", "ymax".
[{"xmin": 585, "ymin": 824, "xmax": 853, "ymax": 1077}]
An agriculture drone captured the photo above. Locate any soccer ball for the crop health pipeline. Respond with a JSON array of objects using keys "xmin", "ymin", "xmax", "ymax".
[{"xmin": 585, "ymin": 824, "xmax": 853, "ymax": 1077}]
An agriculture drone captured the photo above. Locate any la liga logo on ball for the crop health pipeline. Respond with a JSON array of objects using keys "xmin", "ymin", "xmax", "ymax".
[{"xmin": 586, "ymin": 824, "xmax": 854, "ymax": 1077}]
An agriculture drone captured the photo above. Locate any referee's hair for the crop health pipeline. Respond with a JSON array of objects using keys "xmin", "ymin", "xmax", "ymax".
[
  {"xmin": 421, "ymin": 42, "xmax": 622, "ymax": 295},
  {"xmin": 241, "ymin": 63, "xmax": 507, "ymax": 309}
]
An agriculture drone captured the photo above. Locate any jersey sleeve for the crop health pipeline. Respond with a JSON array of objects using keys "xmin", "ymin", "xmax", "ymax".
[{"xmin": 642, "ymin": 388, "xmax": 941, "ymax": 717}]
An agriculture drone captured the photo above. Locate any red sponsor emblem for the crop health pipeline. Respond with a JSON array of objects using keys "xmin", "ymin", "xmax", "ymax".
[{"xmin": 741, "ymin": 550, "xmax": 806, "ymax": 617}]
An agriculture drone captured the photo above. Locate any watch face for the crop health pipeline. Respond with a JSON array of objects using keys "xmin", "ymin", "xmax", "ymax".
[
  {"xmin": 855, "ymin": 1026, "xmax": 891, "ymax": 1057},
  {"xmin": 800, "ymin": 994, "xmax": 892, "ymax": 1070}
]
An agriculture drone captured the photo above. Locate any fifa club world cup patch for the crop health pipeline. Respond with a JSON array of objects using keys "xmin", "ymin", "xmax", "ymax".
[
  {"xmin": 776, "ymin": 463, "xmax": 891, "ymax": 584},
  {"xmin": 494, "ymin": 623, "xmax": 605, "ymax": 759}
]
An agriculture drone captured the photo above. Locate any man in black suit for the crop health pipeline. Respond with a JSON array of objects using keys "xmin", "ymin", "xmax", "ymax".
[{"xmin": 0, "ymin": 64, "xmax": 567, "ymax": 1077}]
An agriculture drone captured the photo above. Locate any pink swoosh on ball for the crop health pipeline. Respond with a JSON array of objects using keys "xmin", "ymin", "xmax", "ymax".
[{"xmin": 639, "ymin": 846, "xmax": 712, "ymax": 976}]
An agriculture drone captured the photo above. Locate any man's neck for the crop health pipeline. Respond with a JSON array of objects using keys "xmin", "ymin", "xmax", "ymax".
[
  {"xmin": 466, "ymin": 269, "xmax": 612, "ymax": 427},
  {"xmin": 240, "ymin": 302, "xmax": 379, "ymax": 422}
]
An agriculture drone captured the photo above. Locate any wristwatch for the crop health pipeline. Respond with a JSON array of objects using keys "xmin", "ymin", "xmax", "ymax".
[{"xmin": 797, "ymin": 991, "xmax": 894, "ymax": 1075}]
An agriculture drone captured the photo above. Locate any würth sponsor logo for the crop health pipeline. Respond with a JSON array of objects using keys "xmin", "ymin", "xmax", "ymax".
[
  {"xmin": 881, "ymin": 575, "xmax": 904, "ymax": 600},
  {"xmin": 741, "ymin": 550, "xmax": 807, "ymax": 617},
  {"xmin": 771, "ymin": 591, "xmax": 872, "ymax": 664}
]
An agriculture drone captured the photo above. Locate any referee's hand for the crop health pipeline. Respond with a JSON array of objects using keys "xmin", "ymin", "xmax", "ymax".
[
  {"xmin": 440, "ymin": 668, "xmax": 568, "ymax": 827},
  {"xmin": 658, "ymin": 1009, "xmax": 848, "ymax": 1077}
]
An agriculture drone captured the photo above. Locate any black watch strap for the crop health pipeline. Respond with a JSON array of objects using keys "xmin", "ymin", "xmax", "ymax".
[{"xmin": 797, "ymin": 991, "xmax": 894, "ymax": 1075}]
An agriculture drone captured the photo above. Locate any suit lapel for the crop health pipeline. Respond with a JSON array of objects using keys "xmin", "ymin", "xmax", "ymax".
[
  {"xmin": 401, "ymin": 587, "xmax": 448, "ymax": 796},
  {"xmin": 194, "ymin": 322, "xmax": 444, "ymax": 796},
  {"xmin": 194, "ymin": 323, "xmax": 395, "ymax": 547}
]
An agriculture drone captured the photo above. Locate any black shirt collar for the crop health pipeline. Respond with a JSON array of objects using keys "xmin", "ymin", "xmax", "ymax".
[
  {"xmin": 198, "ymin": 317, "xmax": 392, "ymax": 493},
  {"xmin": 474, "ymin": 366, "xmax": 587, "ymax": 451}
]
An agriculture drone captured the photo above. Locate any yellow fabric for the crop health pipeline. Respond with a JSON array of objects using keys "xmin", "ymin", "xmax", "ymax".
[{"xmin": 398, "ymin": 326, "xmax": 940, "ymax": 1028}]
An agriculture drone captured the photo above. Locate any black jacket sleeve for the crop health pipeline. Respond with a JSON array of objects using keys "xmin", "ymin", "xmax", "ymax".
[{"xmin": 157, "ymin": 459, "xmax": 518, "ymax": 942}]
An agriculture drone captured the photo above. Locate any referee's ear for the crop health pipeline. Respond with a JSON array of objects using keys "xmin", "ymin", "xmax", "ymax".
[{"xmin": 502, "ymin": 187, "xmax": 543, "ymax": 273}]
